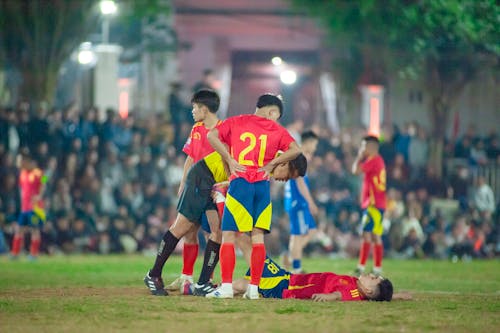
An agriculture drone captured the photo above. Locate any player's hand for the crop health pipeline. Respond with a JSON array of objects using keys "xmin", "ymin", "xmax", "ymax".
[
  {"xmin": 311, "ymin": 293, "xmax": 329, "ymax": 302},
  {"xmin": 258, "ymin": 163, "xmax": 274, "ymax": 179},
  {"xmin": 309, "ymin": 202, "xmax": 319, "ymax": 216},
  {"xmin": 228, "ymin": 158, "xmax": 246, "ymax": 176}
]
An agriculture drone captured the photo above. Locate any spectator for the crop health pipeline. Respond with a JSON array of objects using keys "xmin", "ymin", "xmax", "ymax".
[{"xmin": 472, "ymin": 176, "xmax": 495, "ymax": 220}]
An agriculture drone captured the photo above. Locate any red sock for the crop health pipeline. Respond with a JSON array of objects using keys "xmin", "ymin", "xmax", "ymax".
[
  {"xmin": 11, "ymin": 235, "xmax": 23, "ymax": 255},
  {"xmin": 30, "ymin": 237, "xmax": 41, "ymax": 256},
  {"xmin": 216, "ymin": 202, "xmax": 225, "ymax": 219},
  {"xmin": 374, "ymin": 243, "xmax": 383, "ymax": 269},
  {"xmin": 220, "ymin": 243, "xmax": 235, "ymax": 283},
  {"xmin": 250, "ymin": 243, "xmax": 266, "ymax": 286},
  {"xmin": 182, "ymin": 243, "xmax": 199, "ymax": 276},
  {"xmin": 358, "ymin": 241, "xmax": 371, "ymax": 266}
]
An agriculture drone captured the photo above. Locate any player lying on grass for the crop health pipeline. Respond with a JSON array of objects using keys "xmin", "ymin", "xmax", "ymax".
[
  {"xmin": 144, "ymin": 151, "xmax": 307, "ymax": 296},
  {"xmin": 231, "ymin": 256, "xmax": 394, "ymax": 301}
]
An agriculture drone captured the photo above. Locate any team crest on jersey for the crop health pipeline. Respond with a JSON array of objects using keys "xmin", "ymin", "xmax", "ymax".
[{"xmin": 193, "ymin": 132, "xmax": 201, "ymax": 140}]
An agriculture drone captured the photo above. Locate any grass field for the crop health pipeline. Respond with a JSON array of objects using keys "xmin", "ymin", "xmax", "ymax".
[{"xmin": 1, "ymin": 254, "xmax": 499, "ymax": 333}]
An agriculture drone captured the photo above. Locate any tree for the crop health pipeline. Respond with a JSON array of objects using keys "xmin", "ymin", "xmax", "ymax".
[
  {"xmin": 0, "ymin": 0, "xmax": 97, "ymax": 105},
  {"xmin": 0, "ymin": 0, "xmax": 172, "ymax": 107},
  {"xmin": 289, "ymin": 0, "xmax": 499, "ymax": 172}
]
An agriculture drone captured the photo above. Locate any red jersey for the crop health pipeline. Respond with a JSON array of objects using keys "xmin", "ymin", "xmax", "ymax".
[
  {"xmin": 217, "ymin": 114, "xmax": 295, "ymax": 183},
  {"xmin": 282, "ymin": 272, "xmax": 365, "ymax": 301},
  {"xmin": 19, "ymin": 168, "xmax": 44, "ymax": 212},
  {"xmin": 360, "ymin": 155, "xmax": 386, "ymax": 209},
  {"xmin": 183, "ymin": 120, "xmax": 222, "ymax": 163}
]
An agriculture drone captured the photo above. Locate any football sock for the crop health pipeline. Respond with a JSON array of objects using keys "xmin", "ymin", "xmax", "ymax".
[
  {"xmin": 149, "ymin": 231, "xmax": 180, "ymax": 277},
  {"xmin": 216, "ymin": 201, "xmax": 225, "ymax": 219},
  {"xmin": 220, "ymin": 243, "xmax": 235, "ymax": 283},
  {"xmin": 182, "ymin": 243, "xmax": 199, "ymax": 276},
  {"xmin": 374, "ymin": 243, "xmax": 383, "ymax": 269},
  {"xmin": 358, "ymin": 240, "xmax": 371, "ymax": 266},
  {"xmin": 30, "ymin": 237, "xmax": 41, "ymax": 256},
  {"xmin": 197, "ymin": 239, "xmax": 220, "ymax": 284},
  {"xmin": 250, "ymin": 243, "xmax": 266, "ymax": 286},
  {"xmin": 292, "ymin": 259, "xmax": 301, "ymax": 272},
  {"xmin": 11, "ymin": 234, "xmax": 23, "ymax": 256}
]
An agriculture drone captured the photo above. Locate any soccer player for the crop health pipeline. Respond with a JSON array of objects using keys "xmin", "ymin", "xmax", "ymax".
[
  {"xmin": 232, "ymin": 256, "xmax": 394, "ymax": 302},
  {"xmin": 10, "ymin": 152, "xmax": 47, "ymax": 260},
  {"xmin": 144, "ymin": 151, "xmax": 307, "ymax": 296},
  {"xmin": 351, "ymin": 135, "xmax": 387, "ymax": 276},
  {"xmin": 206, "ymin": 94, "xmax": 301, "ymax": 299},
  {"xmin": 284, "ymin": 130, "xmax": 319, "ymax": 273},
  {"xmin": 166, "ymin": 89, "xmax": 222, "ymax": 294}
]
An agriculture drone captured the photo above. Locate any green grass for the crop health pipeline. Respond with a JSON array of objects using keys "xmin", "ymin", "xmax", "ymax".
[{"xmin": 1, "ymin": 254, "xmax": 499, "ymax": 333}]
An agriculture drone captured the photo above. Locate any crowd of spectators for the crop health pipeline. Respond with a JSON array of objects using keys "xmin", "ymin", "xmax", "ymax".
[{"xmin": 0, "ymin": 101, "xmax": 499, "ymax": 262}]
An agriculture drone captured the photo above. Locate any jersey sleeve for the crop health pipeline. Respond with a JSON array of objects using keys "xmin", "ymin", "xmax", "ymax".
[
  {"xmin": 217, "ymin": 117, "xmax": 233, "ymax": 145},
  {"xmin": 182, "ymin": 127, "xmax": 196, "ymax": 157},
  {"xmin": 277, "ymin": 126, "xmax": 296, "ymax": 151}
]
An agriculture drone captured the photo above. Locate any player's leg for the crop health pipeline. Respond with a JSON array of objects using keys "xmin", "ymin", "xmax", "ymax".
[
  {"xmin": 194, "ymin": 209, "xmax": 221, "ymax": 296},
  {"xmin": 171, "ymin": 227, "xmax": 198, "ymax": 289},
  {"xmin": 11, "ymin": 213, "xmax": 29, "ymax": 258},
  {"xmin": 370, "ymin": 208, "xmax": 384, "ymax": 275},
  {"xmin": 245, "ymin": 180, "xmax": 272, "ymax": 299},
  {"xmin": 357, "ymin": 209, "xmax": 375, "ymax": 274},
  {"xmin": 288, "ymin": 208, "xmax": 314, "ymax": 273},
  {"xmin": 28, "ymin": 209, "xmax": 45, "ymax": 260},
  {"xmin": 145, "ymin": 214, "xmax": 196, "ymax": 296},
  {"xmin": 206, "ymin": 230, "xmax": 236, "ymax": 298},
  {"xmin": 206, "ymin": 178, "xmax": 256, "ymax": 298}
]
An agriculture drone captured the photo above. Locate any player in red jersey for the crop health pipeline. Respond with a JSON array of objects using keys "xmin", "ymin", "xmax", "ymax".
[
  {"xmin": 352, "ymin": 135, "xmax": 387, "ymax": 276},
  {"xmin": 231, "ymin": 255, "xmax": 395, "ymax": 302},
  {"xmin": 150, "ymin": 89, "xmax": 223, "ymax": 294},
  {"xmin": 10, "ymin": 152, "xmax": 47, "ymax": 260},
  {"xmin": 206, "ymin": 94, "xmax": 301, "ymax": 299}
]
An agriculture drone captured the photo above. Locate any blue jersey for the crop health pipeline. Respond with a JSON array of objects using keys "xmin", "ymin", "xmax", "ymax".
[
  {"xmin": 245, "ymin": 257, "xmax": 290, "ymax": 298},
  {"xmin": 284, "ymin": 175, "xmax": 310, "ymax": 211}
]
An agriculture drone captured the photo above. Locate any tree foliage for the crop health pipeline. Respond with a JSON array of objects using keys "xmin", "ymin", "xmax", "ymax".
[
  {"xmin": 0, "ymin": 0, "xmax": 97, "ymax": 104},
  {"xmin": 289, "ymin": 0, "xmax": 499, "ymax": 136},
  {"xmin": 0, "ymin": 0, "xmax": 172, "ymax": 106}
]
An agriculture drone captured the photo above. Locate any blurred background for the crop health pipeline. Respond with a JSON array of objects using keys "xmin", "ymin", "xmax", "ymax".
[{"xmin": 0, "ymin": 0, "xmax": 498, "ymax": 260}]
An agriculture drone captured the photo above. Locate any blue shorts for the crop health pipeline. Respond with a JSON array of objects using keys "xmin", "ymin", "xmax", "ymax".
[
  {"xmin": 18, "ymin": 210, "xmax": 45, "ymax": 228},
  {"xmin": 287, "ymin": 207, "xmax": 316, "ymax": 236},
  {"xmin": 222, "ymin": 178, "xmax": 271, "ymax": 233},
  {"xmin": 361, "ymin": 206, "xmax": 385, "ymax": 236}
]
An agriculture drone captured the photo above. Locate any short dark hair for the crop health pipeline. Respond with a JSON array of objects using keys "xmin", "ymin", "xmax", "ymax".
[
  {"xmin": 256, "ymin": 94, "xmax": 283, "ymax": 118},
  {"xmin": 301, "ymin": 130, "xmax": 319, "ymax": 142},
  {"xmin": 191, "ymin": 89, "xmax": 220, "ymax": 113},
  {"xmin": 289, "ymin": 153, "xmax": 307, "ymax": 177},
  {"xmin": 373, "ymin": 278, "xmax": 393, "ymax": 302},
  {"xmin": 363, "ymin": 135, "xmax": 380, "ymax": 145}
]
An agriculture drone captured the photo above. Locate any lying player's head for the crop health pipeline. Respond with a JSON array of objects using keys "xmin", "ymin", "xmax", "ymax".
[
  {"xmin": 362, "ymin": 135, "xmax": 380, "ymax": 153},
  {"xmin": 191, "ymin": 89, "xmax": 220, "ymax": 120},
  {"xmin": 271, "ymin": 153, "xmax": 307, "ymax": 181},
  {"xmin": 358, "ymin": 273, "xmax": 393, "ymax": 302},
  {"xmin": 256, "ymin": 94, "xmax": 283, "ymax": 121}
]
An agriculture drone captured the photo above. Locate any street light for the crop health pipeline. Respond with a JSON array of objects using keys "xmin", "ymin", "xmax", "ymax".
[
  {"xmin": 271, "ymin": 56, "xmax": 282, "ymax": 66},
  {"xmin": 280, "ymin": 70, "xmax": 297, "ymax": 85},
  {"xmin": 100, "ymin": 0, "xmax": 117, "ymax": 44},
  {"xmin": 77, "ymin": 42, "xmax": 97, "ymax": 66}
]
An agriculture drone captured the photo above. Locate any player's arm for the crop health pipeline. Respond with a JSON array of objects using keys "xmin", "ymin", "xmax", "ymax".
[
  {"xmin": 178, "ymin": 155, "xmax": 194, "ymax": 196},
  {"xmin": 207, "ymin": 128, "xmax": 245, "ymax": 176},
  {"xmin": 351, "ymin": 146, "xmax": 366, "ymax": 175},
  {"xmin": 311, "ymin": 292, "xmax": 342, "ymax": 302},
  {"xmin": 296, "ymin": 177, "xmax": 318, "ymax": 216},
  {"xmin": 260, "ymin": 141, "xmax": 301, "ymax": 177}
]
